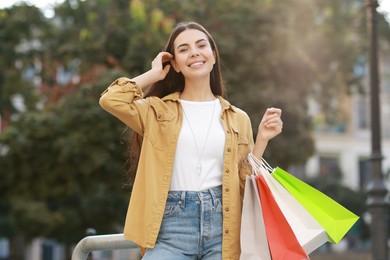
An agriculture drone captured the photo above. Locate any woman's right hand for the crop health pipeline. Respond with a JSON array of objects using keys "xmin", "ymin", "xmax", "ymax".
[
  {"xmin": 150, "ymin": 52, "xmax": 173, "ymax": 81},
  {"xmin": 131, "ymin": 52, "xmax": 173, "ymax": 89}
]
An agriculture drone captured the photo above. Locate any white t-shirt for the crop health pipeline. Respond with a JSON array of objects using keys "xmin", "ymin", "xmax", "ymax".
[{"xmin": 170, "ymin": 99, "xmax": 226, "ymax": 191}]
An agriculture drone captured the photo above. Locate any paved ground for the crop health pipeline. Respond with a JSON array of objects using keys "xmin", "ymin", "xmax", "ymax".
[{"xmin": 311, "ymin": 251, "xmax": 371, "ymax": 260}]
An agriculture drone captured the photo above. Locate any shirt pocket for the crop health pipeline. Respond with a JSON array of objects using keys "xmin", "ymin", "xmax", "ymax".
[
  {"xmin": 144, "ymin": 106, "xmax": 174, "ymax": 151},
  {"xmin": 232, "ymin": 125, "xmax": 250, "ymax": 162}
]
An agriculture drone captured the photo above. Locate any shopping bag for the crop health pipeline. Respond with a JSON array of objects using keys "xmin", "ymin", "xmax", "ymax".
[
  {"xmin": 256, "ymin": 175, "xmax": 309, "ymax": 260},
  {"xmin": 272, "ymin": 167, "xmax": 359, "ymax": 244},
  {"xmin": 240, "ymin": 176, "xmax": 271, "ymax": 260},
  {"xmin": 260, "ymin": 170, "xmax": 328, "ymax": 254}
]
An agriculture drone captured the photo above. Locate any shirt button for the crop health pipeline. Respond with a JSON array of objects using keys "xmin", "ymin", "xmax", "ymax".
[
  {"xmin": 225, "ymin": 207, "xmax": 229, "ymax": 212},
  {"xmin": 227, "ymin": 148, "xmax": 231, "ymax": 152},
  {"xmin": 225, "ymin": 169, "xmax": 230, "ymax": 173},
  {"xmin": 226, "ymin": 130, "xmax": 230, "ymax": 134},
  {"xmin": 157, "ymin": 114, "xmax": 162, "ymax": 119},
  {"xmin": 225, "ymin": 229, "xmax": 229, "ymax": 234},
  {"xmin": 225, "ymin": 188, "xmax": 230, "ymax": 192}
]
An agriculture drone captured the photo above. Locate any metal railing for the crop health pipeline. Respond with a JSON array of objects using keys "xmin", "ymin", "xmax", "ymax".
[{"xmin": 71, "ymin": 233, "xmax": 138, "ymax": 260}]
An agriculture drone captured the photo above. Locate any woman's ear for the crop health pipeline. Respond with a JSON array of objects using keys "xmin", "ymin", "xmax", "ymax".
[{"xmin": 171, "ymin": 59, "xmax": 180, "ymax": 73}]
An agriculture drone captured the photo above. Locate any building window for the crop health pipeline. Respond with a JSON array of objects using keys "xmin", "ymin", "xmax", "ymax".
[
  {"xmin": 319, "ymin": 156, "xmax": 341, "ymax": 178},
  {"xmin": 356, "ymin": 95, "xmax": 369, "ymax": 130},
  {"xmin": 42, "ymin": 243, "xmax": 53, "ymax": 260}
]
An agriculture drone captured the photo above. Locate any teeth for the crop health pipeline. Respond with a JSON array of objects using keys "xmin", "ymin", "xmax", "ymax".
[{"xmin": 190, "ymin": 62, "xmax": 204, "ymax": 67}]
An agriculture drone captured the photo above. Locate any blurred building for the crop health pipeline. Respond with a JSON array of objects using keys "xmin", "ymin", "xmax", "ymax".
[{"xmin": 305, "ymin": 53, "xmax": 390, "ymax": 193}]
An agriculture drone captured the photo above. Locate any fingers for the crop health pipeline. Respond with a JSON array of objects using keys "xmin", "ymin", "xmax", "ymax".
[
  {"xmin": 161, "ymin": 52, "xmax": 173, "ymax": 63},
  {"xmin": 265, "ymin": 107, "xmax": 282, "ymax": 116},
  {"xmin": 262, "ymin": 108, "xmax": 282, "ymax": 121},
  {"xmin": 153, "ymin": 52, "xmax": 173, "ymax": 64},
  {"xmin": 264, "ymin": 121, "xmax": 283, "ymax": 131},
  {"xmin": 262, "ymin": 107, "xmax": 283, "ymax": 130},
  {"xmin": 264, "ymin": 119, "xmax": 283, "ymax": 129}
]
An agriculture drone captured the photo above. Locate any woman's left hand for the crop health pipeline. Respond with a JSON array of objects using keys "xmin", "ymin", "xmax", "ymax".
[{"xmin": 257, "ymin": 107, "xmax": 283, "ymax": 142}]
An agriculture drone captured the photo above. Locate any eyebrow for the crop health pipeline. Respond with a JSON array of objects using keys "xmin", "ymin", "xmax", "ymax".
[{"xmin": 176, "ymin": 39, "xmax": 207, "ymax": 49}]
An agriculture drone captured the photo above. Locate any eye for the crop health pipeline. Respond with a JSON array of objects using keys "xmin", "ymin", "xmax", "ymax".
[
  {"xmin": 178, "ymin": 48, "xmax": 188, "ymax": 53},
  {"xmin": 198, "ymin": 44, "xmax": 207, "ymax": 48}
]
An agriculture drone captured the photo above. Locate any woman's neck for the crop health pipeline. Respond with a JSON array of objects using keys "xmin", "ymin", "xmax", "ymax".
[{"xmin": 181, "ymin": 77, "xmax": 215, "ymax": 101}]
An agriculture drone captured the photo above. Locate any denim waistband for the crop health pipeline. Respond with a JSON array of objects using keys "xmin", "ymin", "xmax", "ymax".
[{"xmin": 167, "ymin": 186, "xmax": 222, "ymax": 207}]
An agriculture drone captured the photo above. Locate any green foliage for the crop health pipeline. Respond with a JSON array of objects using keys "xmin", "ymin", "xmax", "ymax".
[
  {"xmin": 0, "ymin": 71, "xmax": 129, "ymax": 242},
  {"xmin": 0, "ymin": 4, "xmax": 45, "ymax": 115}
]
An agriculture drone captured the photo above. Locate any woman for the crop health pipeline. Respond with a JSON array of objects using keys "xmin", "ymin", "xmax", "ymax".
[{"xmin": 99, "ymin": 21, "xmax": 283, "ymax": 259}]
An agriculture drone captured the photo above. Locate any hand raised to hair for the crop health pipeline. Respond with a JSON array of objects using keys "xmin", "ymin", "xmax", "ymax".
[
  {"xmin": 151, "ymin": 52, "xmax": 173, "ymax": 81},
  {"xmin": 130, "ymin": 52, "xmax": 173, "ymax": 89},
  {"xmin": 257, "ymin": 107, "xmax": 283, "ymax": 142}
]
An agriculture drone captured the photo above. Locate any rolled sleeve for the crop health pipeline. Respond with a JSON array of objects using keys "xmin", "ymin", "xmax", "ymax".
[{"xmin": 99, "ymin": 77, "xmax": 149, "ymax": 135}]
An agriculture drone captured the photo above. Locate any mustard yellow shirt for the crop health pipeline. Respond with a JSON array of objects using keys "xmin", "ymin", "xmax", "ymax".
[{"xmin": 99, "ymin": 77, "xmax": 254, "ymax": 259}]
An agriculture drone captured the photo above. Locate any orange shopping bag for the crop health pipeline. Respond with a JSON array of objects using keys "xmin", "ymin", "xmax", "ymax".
[{"xmin": 256, "ymin": 175, "xmax": 309, "ymax": 260}]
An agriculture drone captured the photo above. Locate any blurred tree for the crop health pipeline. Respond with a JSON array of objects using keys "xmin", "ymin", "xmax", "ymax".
[
  {"xmin": 0, "ymin": 70, "xmax": 129, "ymax": 256},
  {"xmin": 0, "ymin": 4, "xmax": 46, "ymax": 131}
]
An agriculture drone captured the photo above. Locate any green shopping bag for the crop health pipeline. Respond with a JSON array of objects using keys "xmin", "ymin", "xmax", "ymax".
[{"xmin": 272, "ymin": 167, "xmax": 359, "ymax": 244}]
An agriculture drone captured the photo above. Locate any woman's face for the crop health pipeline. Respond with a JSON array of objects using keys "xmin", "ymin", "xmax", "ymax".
[{"xmin": 172, "ymin": 29, "xmax": 216, "ymax": 80}]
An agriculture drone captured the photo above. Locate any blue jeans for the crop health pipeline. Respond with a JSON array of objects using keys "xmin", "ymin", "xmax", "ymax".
[{"xmin": 143, "ymin": 186, "xmax": 223, "ymax": 259}]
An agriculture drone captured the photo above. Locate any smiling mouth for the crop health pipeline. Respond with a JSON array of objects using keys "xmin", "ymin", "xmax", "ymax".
[{"xmin": 189, "ymin": 61, "xmax": 205, "ymax": 67}]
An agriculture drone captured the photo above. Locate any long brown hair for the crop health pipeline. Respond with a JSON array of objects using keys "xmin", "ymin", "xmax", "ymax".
[{"xmin": 125, "ymin": 21, "xmax": 225, "ymax": 187}]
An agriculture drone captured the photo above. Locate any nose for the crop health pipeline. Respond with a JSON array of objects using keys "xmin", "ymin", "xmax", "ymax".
[{"xmin": 190, "ymin": 48, "xmax": 200, "ymax": 57}]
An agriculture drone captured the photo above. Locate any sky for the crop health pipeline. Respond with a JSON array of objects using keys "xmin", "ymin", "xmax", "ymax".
[
  {"xmin": 0, "ymin": 0, "xmax": 65, "ymax": 18},
  {"xmin": 379, "ymin": 0, "xmax": 390, "ymax": 22},
  {"xmin": 0, "ymin": 0, "xmax": 389, "ymax": 21}
]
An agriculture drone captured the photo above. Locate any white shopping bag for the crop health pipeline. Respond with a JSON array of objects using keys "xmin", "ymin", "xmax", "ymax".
[{"xmin": 240, "ymin": 176, "xmax": 271, "ymax": 260}]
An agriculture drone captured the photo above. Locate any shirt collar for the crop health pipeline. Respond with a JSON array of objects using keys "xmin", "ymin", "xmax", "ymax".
[{"xmin": 162, "ymin": 92, "xmax": 237, "ymax": 113}]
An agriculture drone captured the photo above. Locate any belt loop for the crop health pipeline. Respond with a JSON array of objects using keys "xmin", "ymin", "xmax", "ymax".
[
  {"xmin": 209, "ymin": 188, "xmax": 217, "ymax": 207},
  {"xmin": 180, "ymin": 191, "xmax": 186, "ymax": 208}
]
